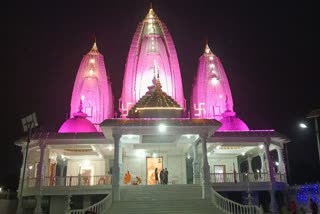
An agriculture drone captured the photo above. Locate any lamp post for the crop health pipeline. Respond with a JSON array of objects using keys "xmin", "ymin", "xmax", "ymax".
[
  {"xmin": 17, "ymin": 112, "xmax": 38, "ymax": 214},
  {"xmin": 306, "ymin": 109, "xmax": 320, "ymax": 162}
]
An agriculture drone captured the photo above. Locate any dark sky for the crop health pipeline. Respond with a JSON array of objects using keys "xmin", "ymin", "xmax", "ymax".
[{"xmin": 2, "ymin": 0, "xmax": 317, "ymax": 190}]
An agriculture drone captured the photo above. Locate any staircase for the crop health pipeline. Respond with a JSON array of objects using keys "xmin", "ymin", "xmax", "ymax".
[{"xmin": 107, "ymin": 184, "xmax": 221, "ymax": 214}]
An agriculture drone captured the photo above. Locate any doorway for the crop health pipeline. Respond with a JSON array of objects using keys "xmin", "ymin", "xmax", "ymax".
[
  {"xmin": 214, "ymin": 165, "xmax": 226, "ymax": 183},
  {"xmin": 146, "ymin": 157, "xmax": 163, "ymax": 185},
  {"xmin": 81, "ymin": 168, "xmax": 92, "ymax": 185}
]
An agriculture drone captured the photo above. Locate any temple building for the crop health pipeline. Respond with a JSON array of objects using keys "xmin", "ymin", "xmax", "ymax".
[{"xmin": 16, "ymin": 7, "xmax": 289, "ymax": 214}]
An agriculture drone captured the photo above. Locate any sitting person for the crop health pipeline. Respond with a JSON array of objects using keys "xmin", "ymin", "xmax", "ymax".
[{"xmin": 136, "ymin": 176, "xmax": 141, "ymax": 184}]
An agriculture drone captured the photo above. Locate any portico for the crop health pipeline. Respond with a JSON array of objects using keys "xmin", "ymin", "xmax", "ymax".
[{"xmin": 100, "ymin": 118, "xmax": 221, "ymax": 201}]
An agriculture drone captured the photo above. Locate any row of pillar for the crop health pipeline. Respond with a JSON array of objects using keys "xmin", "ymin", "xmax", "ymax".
[
  {"xmin": 111, "ymin": 133, "xmax": 212, "ymax": 201},
  {"xmin": 17, "ymin": 143, "xmax": 47, "ymax": 214},
  {"xmin": 18, "ymin": 135, "xmax": 286, "ymax": 213}
]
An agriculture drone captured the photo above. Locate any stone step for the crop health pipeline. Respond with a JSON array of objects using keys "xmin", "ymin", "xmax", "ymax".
[
  {"xmin": 120, "ymin": 184, "xmax": 203, "ymax": 201},
  {"xmin": 107, "ymin": 199, "xmax": 220, "ymax": 214}
]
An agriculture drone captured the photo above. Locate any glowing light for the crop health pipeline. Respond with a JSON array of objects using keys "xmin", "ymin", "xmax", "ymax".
[
  {"xmin": 299, "ymin": 123, "xmax": 308, "ymax": 129},
  {"xmin": 136, "ymin": 149, "xmax": 146, "ymax": 158},
  {"xmin": 91, "ymin": 145, "xmax": 96, "ymax": 151},
  {"xmin": 81, "ymin": 95, "xmax": 85, "ymax": 101},
  {"xmin": 219, "ymin": 95, "xmax": 223, "ymax": 99},
  {"xmin": 216, "ymin": 145, "xmax": 221, "ymax": 150},
  {"xmin": 187, "ymin": 153, "xmax": 191, "ymax": 159},
  {"xmin": 275, "ymin": 162, "xmax": 279, "ymax": 166},
  {"xmin": 152, "ymin": 152, "xmax": 157, "ymax": 158},
  {"xmin": 211, "ymin": 77, "xmax": 219, "ymax": 84},
  {"xmin": 241, "ymin": 152, "xmax": 245, "ymax": 156},
  {"xmin": 259, "ymin": 144, "xmax": 264, "ymax": 149},
  {"xmin": 257, "ymin": 170, "xmax": 260, "ymax": 173},
  {"xmin": 90, "ymin": 59, "xmax": 95, "ymax": 63},
  {"xmin": 151, "ymin": 37, "xmax": 154, "ymax": 40},
  {"xmin": 125, "ymin": 135, "xmax": 135, "ymax": 139},
  {"xmin": 210, "ymin": 64, "xmax": 215, "ymax": 69},
  {"xmin": 83, "ymin": 160, "xmax": 90, "ymax": 167},
  {"xmin": 135, "ymin": 107, "xmax": 183, "ymax": 112},
  {"xmin": 108, "ymin": 145, "xmax": 113, "ymax": 151},
  {"xmin": 158, "ymin": 124, "xmax": 167, "ymax": 132},
  {"xmin": 209, "ymin": 56, "xmax": 214, "ymax": 61},
  {"xmin": 28, "ymin": 165, "xmax": 33, "ymax": 170},
  {"xmin": 89, "ymin": 69, "xmax": 94, "ymax": 76}
]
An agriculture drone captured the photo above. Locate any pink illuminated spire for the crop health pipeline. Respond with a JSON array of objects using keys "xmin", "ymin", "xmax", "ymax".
[
  {"xmin": 119, "ymin": 7, "xmax": 185, "ymax": 117},
  {"xmin": 70, "ymin": 40, "xmax": 113, "ymax": 130},
  {"xmin": 191, "ymin": 43, "xmax": 234, "ymax": 120}
]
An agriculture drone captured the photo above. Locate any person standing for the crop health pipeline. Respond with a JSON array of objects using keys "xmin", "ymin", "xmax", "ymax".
[
  {"xmin": 290, "ymin": 201, "xmax": 297, "ymax": 214},
  {"xmin": 310, "ymin": 198, "xmax": 318, "ymax": 214},
  {"xmin": 160, "ymin": 169, "xmax": 164, "ymax": 184},
  {"xmin": 163, "ymin": 168, "xmax": 168, "ymax": 185},
  {"xmin": 155, "ymin": 168, "xmax": 159, "ymax": 184}
]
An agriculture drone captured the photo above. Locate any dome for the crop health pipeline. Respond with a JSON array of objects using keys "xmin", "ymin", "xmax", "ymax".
[
  {"xmin": 218, "ymin": 111, "xmax": 249, "ymax": 131},
  {"xmin": 58, "ymin": 111, "xmax": 97, "ymax": 133}
]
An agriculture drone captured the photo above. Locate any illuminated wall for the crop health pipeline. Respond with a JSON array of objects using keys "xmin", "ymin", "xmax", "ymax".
[
  {"xmin": 120, "ymin": 8, "xmax": 185, "ymax": 117},
  {"xmin": 191, "ymin": 44, "xmax": 234, "ymax": 120},
  {"xmin": 70, "ymin": 42, "xmax": 114, "ymax": 127}
]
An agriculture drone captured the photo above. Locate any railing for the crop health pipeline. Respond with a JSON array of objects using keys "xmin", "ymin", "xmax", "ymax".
[
  {"xmin": 68, "ymin": 193, "xmax": 112, "ymax": 214},
  {"xmin": 274, "ymin": 173, "xmax": 287, "ymax": 183},
  {"xmin": 211, "ymin": 172, "xmax": 287, "ymax": 184},
  {"xmin": 211, "ymin": 188, "xmax": 263, "ymax": 214},
  {"xmin": 24, "ymin": 175, "xmax": 112, "ymax": 188}
]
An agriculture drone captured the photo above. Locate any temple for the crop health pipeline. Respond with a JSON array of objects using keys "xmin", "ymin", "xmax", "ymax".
[{"xmin": 16, "ymin": 7, "xmax": 290, "ymax": 214}]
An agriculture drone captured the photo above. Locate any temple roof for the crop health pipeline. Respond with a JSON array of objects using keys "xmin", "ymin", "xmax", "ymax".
[
  {"xmin": 101, "ymin": 118, "xmax": 219, "ymax": 127},
  {"xmin": 128, "ymin": 75, "xmax": 182, "ymax": 117}
]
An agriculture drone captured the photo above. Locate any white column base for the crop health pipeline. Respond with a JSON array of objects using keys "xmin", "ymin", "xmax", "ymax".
[{"xmin": 33, "ymin": 195, "xmax": 43, "ymax": 214}]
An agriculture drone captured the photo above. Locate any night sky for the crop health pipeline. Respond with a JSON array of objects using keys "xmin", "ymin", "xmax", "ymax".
[{"xmin": 2, "ymin": 0, "xmax": 317, "ymax": 191}]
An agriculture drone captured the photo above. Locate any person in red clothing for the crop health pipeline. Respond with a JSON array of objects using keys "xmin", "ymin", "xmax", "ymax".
[{"xmin": 290, "ymin": 200, "xmax": 297, "ymax": 214}]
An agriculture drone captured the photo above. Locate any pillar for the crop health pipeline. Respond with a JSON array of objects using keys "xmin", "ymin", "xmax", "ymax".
[
  {"xmin": 259, "ymin": 152, "xmax": 265, "ymax": 173},
  {"xmin": 269, "ymin": 190, "xmax": 278, "ymax": 213},
  {"xmin": 192, "ymin": 142, "xmax": 200, "ymax": 184},
  {"xmin": 33, "ymin": 143, "xmax": 46, "ymax": 214},
  {"xmin": 276, "ymin": 146, "xmax": 286, "ymax": 181},
  {"xmin": 264, "ymin": 140, "xmax": 275, "ymax": 183},
  {"xmin": 119, "ymin": 142, "xmax": 123, "ymax": 185},
  {"xmin": 264, "ymin": 139, "xmax": 278, "ymax": 213},
  {"xmin": 16, "ymin": 147, "xmax": 27, "ymax": 214},
  {"xmin": 200, "ymin": 134, "xmax": 211, "ymax": 199},
  {"xmin": 112, "ymin": 134, "xmax": 121, "ymax": 201},
  {"xmin": 247, "ymin": 156, "xmax": 253, "ymax": 173}
]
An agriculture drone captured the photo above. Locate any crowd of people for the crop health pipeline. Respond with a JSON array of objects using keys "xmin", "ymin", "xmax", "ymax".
[{"xmin": 155, "ymin": 168, "xmax": 168, "ymax": 184}]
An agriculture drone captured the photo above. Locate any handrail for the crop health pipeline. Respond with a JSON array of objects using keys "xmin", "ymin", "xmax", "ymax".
[
  {"xmin": 68, "ymin": 193, "xmax": 112, "ymax": 214},
  {"xmin": 211, "ymin": 188, "xmax": 263, "ymax": 214},
  {"xmin": 24, "ymin": 175, "xmax": 112, "ymax": 188},
  {"xmin": 210, "ymin": 172, "xmax": 287, "ymax": 183}
]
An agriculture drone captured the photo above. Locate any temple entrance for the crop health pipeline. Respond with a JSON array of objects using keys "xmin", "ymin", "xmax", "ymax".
[
  {"xmin": 81, "ymin": 168, "xmax": 92, "ymax": 185},
  {"xmin": 214, "ymin": 165, "xmax": 226, "ymax": 183},
  {"xmin": 146, "ymin": 157, "xmax": 163, "ymax": 185}
]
